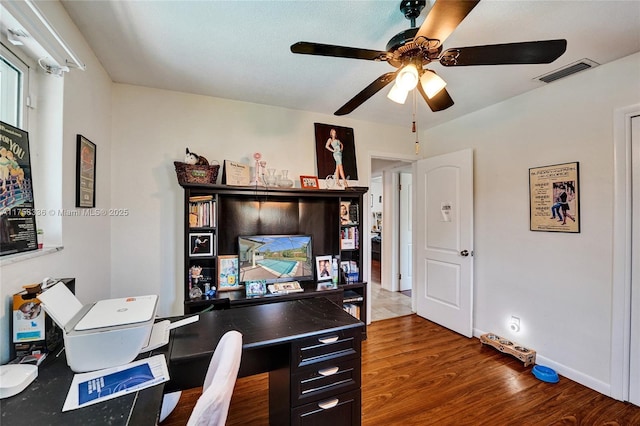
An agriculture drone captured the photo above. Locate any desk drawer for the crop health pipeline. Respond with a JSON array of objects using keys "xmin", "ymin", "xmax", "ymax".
[
  {"xmin": 291, "ymin": 389, "xmax": 361, "ymax": 426},
  {"xmin": 292, "ymin": 357, "xmax": 360, "ymax": 405},
  {"xmin": 294, "ymin": 329, "xmax": 361, "ymax": 368}
]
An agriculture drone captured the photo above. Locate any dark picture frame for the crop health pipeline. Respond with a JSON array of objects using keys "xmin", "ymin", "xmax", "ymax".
[
  {"xmin": 76, "ymin": 135, "xmax": 96, "ymax": 208},
  {"xmin": 300, "ymin": 175, "xmax": 319, "ymax": 189},
  {"xmin": 0, "ymin": 120, "xmax": 37, "ymax": 256},
  {"xmin": 314, "ymin": 123, "xmax": 358, "ymax": 181},
  {"xmin": 529, "ymin": 162, "xmax": 580, "ymax": 233},
  {"xmin": 189, "ymin": 232, "xmax": 214, "ymax": 257}
]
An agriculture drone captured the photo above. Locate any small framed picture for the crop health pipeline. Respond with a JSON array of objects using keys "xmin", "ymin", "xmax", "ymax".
[
  {"xmin": 245, "ymin": 280, "xmax": 267, "ymax": 297},
  {"xmin": 315, "ymin": 255, "xmax": 333, "ymax": 281},
  {"xmin": 300, "ymin": 175, "xmax": 319, "ymax": 189},
  {"xmin": 189, "ymin": 232, "xmax": 214, "ymax": 257},
  {"xmin": 218, "ymin": 255, "xmax": 241, "ymax": 290}
]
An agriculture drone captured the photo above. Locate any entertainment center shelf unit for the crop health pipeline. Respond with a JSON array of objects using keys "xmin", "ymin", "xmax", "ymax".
[{"xmin": 180, "ymin": 183, "xmax": 368, "ymax": 334}]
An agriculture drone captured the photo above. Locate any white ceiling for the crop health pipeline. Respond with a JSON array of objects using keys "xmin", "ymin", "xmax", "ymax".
[{"xmin": 61, "ymin": 0, "xmax": 640, "ymax": 129}]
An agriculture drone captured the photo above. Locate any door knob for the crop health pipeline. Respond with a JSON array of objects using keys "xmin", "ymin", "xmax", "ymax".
[{"xmin": 460, "ymin": 250, "xmax": 469, "ymax": 257}]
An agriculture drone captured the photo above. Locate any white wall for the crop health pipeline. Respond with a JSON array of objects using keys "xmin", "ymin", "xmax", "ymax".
[
  {"xmin": 423, "ymin": 53, "xmax": 640, "ymax": 394},
  {"xmin": 110, "ymin": 84, "xmax": 411, "ymax": 316},
  {"xmin": 0, "ymin": 1, "xmax": 112, "ymax": 363}
]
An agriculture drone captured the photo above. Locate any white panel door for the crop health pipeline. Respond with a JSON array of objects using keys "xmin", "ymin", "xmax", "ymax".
[
  {"xmin": 416, "ymin": 149, "xmax": 474, "ymax": 337},
  {"xmin": 399, "ymin": 172, "xmax": 412, "ymax": 291},
  {"xmin": 630, "ymin": 115, "xmax": 640, "ymax": 406}
]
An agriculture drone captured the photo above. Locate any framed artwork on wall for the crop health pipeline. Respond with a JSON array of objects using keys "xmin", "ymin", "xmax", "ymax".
[
  {"xmin": 314, "ymin": 123, "xmax": 358, "ymax": 184},
  {"xmin": 529, "ymin": 162, "xmax": 580, "ymax": 233},
  {"xmin": 76, "ymin": 135, "xmax": 96, "ymax": 208},
  {"xmin": 0, "ymin": 120, "xmax": 37, "ymax": 256}
]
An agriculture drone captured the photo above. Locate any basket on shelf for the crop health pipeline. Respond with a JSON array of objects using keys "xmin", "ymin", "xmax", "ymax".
[{"xmin": 173, "ymin": 161, "xmax": 220, "ymax": 186}]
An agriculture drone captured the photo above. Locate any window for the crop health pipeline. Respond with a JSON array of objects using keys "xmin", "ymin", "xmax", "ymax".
[{"xmin": 0, "ymin": 43, "xmax": 29, "ymax": 128}]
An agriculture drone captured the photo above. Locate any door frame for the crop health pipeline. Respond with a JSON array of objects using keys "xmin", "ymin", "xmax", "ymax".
[
  {"xmin": 367, "ymin": 151, "xmax": 417, "ymax": 322},
  {"xmin": 611, "ymin": 103, "xmax": 640, "ymax": 400}
]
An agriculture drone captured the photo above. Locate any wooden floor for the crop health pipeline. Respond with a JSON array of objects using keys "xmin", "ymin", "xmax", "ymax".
[{"xmin": 162, "ymin": 315, "xmax": 640, "ymax": 425}]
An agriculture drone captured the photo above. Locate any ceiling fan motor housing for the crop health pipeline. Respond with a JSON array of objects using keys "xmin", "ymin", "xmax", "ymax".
[{"xmin": 400, "ymin": 0, "xmax": 427, "ymax": 25}]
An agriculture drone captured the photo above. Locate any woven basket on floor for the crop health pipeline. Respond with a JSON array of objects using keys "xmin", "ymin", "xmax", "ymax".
[{"xmin": 174, "ymin": 161, "xmax": 220, "ymax": 185}]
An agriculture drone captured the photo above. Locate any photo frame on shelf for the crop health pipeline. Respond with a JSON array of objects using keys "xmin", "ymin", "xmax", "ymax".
[
  {"xmin": 218, "ymin": 255, "xmax": 241, "ymax": 290},
  {"xmin": 76, "ymin": 134, "xmax": 96, "ymax": 208},
  {"xmin": 300, "ymin": 175, "xmax": 319, "ymax": 189},
  {"xmin": 245, "ymin": 280, "xmax": 267, "ymax": 297},
  {"xmin": 221, "ymin": 160, "xmax": 251, "ymax": 186},
  {"xmin": 189, "ymin": 232, "xmax": 214, "ymax": 257},
  {"xmin": 315, "ymin": 255, "xmax": 333, "ymax": 282},
  {"xmin": 529, "ymin": 162, "xmax": 580, "ymax": 233}
]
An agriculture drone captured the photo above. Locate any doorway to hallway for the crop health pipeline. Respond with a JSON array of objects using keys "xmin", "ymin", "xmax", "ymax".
[{"xmin": 369, "ymin": 157, "xmax": 414, "ymax": 322}]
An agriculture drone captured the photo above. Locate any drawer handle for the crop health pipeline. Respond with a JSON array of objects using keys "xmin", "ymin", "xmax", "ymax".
[
  {"xmin": 318, "ymin": 366, "xmax": 339, "ymax": 376},
  {"xmin": 318, "ymin": 398, "xmax": 339, "ymax": 410},
  {"xmin": 318, "ymin": 335, "xmax": 339, "ymax": 344}
]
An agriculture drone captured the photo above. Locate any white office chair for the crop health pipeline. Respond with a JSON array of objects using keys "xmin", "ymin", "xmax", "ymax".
[{"xmin": 159, "ymin": 330, "xmax": 243, "ymax": 425}]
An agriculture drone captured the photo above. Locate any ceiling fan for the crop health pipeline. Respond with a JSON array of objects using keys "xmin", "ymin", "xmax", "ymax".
[{"xmin": 290, "ymin": 0, "xmax": 567, "ymax": 116}]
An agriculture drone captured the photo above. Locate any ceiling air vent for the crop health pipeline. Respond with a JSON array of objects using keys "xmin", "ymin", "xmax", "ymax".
[{"xmin": 535, "ymin": 58, "xmax": 600, "ymax": 83}]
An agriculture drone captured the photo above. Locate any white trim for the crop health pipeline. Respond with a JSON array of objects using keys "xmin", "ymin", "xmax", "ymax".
[
  {"xmin": 474, "ymin": 327, "xmax": 611, "ymax": 395},
  {"xmin": 611, "ymin": 103, "xmax": 640, "ymax": 401},
  {"xmin": 0, "ymin": 246, "xmax": 63, "ymax": 266}
]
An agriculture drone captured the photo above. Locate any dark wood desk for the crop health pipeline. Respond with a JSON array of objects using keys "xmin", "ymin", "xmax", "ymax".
[
  {"xmin": 0, "ymin": 350, "xmax": 167, "ymax": 425},
  {"xmin": 1, "ymin": 297, "xmax": 363, "ymax": 426},
  {"xmin": 170, "ymin": 297, "xmax": 364, "ymax": 425}
]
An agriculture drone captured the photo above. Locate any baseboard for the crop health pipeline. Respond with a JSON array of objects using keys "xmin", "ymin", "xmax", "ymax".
[{"xmin": 473, "ymin": 327, "xmax": 612, "ymax": 398}]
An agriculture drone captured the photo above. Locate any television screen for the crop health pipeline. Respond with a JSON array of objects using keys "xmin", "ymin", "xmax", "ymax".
[{"xmin": 238, "ymin": 235, "xmax": 313, "ymax": 284}]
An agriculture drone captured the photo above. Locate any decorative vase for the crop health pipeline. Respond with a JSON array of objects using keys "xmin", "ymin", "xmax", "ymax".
[
  {"xmin": 264, "ymin": 168, "xmax": 277, "ymax": 187},
  {"xmin": 277, "ymin": 170, "xmax": 294, "ymax": 188}
]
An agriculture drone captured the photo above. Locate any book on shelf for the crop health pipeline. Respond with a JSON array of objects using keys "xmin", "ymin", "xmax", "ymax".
[
  {"xmin": 343, "ymin": 303, "xmax": 360, "ymax": 319},
  {"xmin": 340, "ymin": 201, "xmax": 360, "ymax": 226},
  {"xmin": 340, "ymin": 226, "xmax": 359, "ymax": 250},
  {"xmin": 188, "ymin": 196, "xmax": 216, "ymax": 228},
  {"xmin": 349, "ymin": 203, "xmax": 359, "ymax": 224},
  {"xmin": 268, "ymin": 281, "xmax": 304, "ymax": 294}
]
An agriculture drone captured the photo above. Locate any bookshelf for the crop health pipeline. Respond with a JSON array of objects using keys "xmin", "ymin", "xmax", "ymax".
[{"xmin": 179, "ymin": 183, "xmax": 369, "ymax": 334}]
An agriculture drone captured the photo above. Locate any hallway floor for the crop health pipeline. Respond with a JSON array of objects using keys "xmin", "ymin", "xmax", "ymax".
[{"xmin": 370, "ymin": 260, "xmax": 413, "ymax": 321}]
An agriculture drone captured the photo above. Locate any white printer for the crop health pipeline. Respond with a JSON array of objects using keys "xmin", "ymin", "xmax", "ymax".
[{"xmin": 38, "ymin": 282, "xmax": 158, "ymax": 373}]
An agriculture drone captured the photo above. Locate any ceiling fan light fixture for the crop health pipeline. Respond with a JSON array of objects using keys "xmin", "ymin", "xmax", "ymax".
[
  {"xmin": 396, "ymin": 63, "xmax": 419, "ymax": 91},
  {"xmin": 387, "ymin": 82, "xmax": 409, "ymax": 104},
  {"xmin": 420, "ymin": 70, "xmax": 447, "ymax": 99}
]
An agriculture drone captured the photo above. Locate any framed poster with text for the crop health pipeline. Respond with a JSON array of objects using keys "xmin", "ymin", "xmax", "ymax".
[
  {"xmin": 529, "ymin": 162, "xmax": 580, "ymax": 233},
  {"xmin": 0, "ymin": 120, "xmax": 37, "ymax": 256},
  {"xmin": 76, "ymin": 135, "xmax": 96, "ymax": 208}
]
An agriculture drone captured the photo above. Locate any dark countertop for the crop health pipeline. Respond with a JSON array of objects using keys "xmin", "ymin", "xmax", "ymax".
[{"xmin": 172, "ymin": 297, "xmax": 364, "ymax": 361}]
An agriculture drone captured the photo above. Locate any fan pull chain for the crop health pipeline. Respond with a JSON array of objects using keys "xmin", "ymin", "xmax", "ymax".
[{"xmin": 412, "ymin": 89, "xmax": 420, "ymax": 155}]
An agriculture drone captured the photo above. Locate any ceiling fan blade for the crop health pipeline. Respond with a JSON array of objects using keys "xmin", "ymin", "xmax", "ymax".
[
  {"xmin": 334, "ymin": 72, "xmax": 398, "ymax": 116},
  {"xmin": 414, "ymin": 0, "xmax": 480, "ymax": 47},
  {"xmin": 417, "ymin": 83, "xmax": 455, "ymax": 112},
  {"xmin": 440, "ymin": 39, "xmax": 567, "ymax": 66},
  {"xmin": 291, "ymin": 42, "xmax": 389, "ymax": 61}
]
